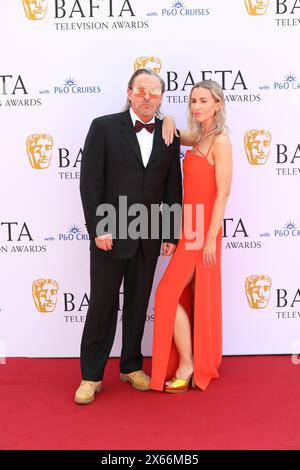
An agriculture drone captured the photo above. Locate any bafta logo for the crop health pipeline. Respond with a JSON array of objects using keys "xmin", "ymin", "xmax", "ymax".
[
  {"xmin": 244, "ymin": 129, "xmax": 271, "ymax": 165},
  {"xmin": 22, "ymin": 0, "xmax": 48, "ymax": 20},
  {"xmin": 32, "ymin": 279, "xmax": 59, "ymax": 313},
  {"xmin": 245, "ymin": 275, "xmax": 272, "ymax": 309},
  {"xmin": 244, "ymin": 0, "xmax": 269, "ymax": 16},
  {"xmin": 26, "ymin": 134, "xmax": 53, "ymax": 169},
  {"xmin": 134, "ymin": 57, "xmax": 162, "ymax": 74}
]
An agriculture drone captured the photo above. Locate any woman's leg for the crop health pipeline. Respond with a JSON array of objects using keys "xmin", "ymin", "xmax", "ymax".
[{"xmin": 167, "ymin": 273, "xmax": 195, "ymax": 382}]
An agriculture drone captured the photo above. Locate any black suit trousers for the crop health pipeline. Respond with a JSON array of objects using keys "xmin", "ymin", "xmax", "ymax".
[{"xmin": 80, "ymin": 241, "xmax": 158, "ymax": 381}]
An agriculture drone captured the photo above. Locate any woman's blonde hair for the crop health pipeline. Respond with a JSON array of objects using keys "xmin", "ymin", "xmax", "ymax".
[{"xmin": 188, "ymin": 80, "xmax": 227, "ymax": 140}]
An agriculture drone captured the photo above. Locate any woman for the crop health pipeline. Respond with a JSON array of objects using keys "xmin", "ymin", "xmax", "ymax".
[{"xmin": 151, "ymin": 80, "xmax": 232, "ymax": 393}]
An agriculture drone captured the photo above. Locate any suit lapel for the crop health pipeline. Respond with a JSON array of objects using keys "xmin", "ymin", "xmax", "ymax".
[{"xmin": 120, "ymin": 111, "xmax": 143, "ymax": 166}]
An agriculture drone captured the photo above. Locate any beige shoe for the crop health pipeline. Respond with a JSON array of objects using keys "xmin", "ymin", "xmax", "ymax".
[
  {"xmin": 120, "ymin": 370, "xmax": 150, "ymax": 391},
  {"xmin": 74, "ymin": 380, "xmax": 102, "ymax": 405}
]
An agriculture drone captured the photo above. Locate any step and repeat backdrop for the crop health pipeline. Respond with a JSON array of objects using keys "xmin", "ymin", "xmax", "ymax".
[{"xmin": 1, "ymin": 0, "xmax": 300, "ymax": 359}]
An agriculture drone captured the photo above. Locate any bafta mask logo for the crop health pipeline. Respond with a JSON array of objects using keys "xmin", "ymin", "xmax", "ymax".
[
  {"xmin": 134, "ymin": 57, "xmax": 162, "ymax": 74},
  {"xmin": 26, "ymin": 134, "xmax": 53, "ymax": 169},
  {"xmin": 22, "ymin": 0, "xmax": 48, "ymax": 20},
  {"xmin": 244, "ymin": 0, "xmax": 269, "ymax": 16},
  {"xmin": 32, "ymin": 279, "xmax": 59, "ymax": 313},
  {"xmin": 244, "ymin": 129, "xmax": 271, "ymax": 165},
  {"xmin": 245, "ymin": 275, "xmax": 272, "ymax": 309}
]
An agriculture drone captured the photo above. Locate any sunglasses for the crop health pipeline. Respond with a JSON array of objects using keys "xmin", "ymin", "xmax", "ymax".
[{"xmin": 130, "ymin": 87, "xmax": 162, "ymax": 98}]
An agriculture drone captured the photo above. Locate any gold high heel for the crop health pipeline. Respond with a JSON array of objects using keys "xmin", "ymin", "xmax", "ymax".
[{"xmin": 164, "ymin": 374, "xmax": 194, "ymax": 394}]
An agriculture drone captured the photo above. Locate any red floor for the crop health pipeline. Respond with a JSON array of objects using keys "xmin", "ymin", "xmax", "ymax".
[{"xmin": 0, "ymin": 356, "xmax": 299, "ymax": 450}]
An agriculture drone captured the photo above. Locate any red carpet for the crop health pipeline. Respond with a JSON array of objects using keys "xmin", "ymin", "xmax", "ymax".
[{"xmin": 0, "ymin": 356, "xmax": 299, "ymax": 450}]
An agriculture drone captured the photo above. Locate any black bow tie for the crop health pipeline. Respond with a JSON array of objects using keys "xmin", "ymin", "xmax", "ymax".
[{"xmin": 134, "ymin": 120, "xmax": 155, "ymax": 133}]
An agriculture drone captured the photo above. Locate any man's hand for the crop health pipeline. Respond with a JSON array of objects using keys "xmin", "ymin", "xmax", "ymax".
[
  {"xmin": 161, "ymin": 242, "xmax": 176, "ymax": 256},
  {"xmin": 95, "ymin": 233, "xmax": 113, "ymax": 251}
]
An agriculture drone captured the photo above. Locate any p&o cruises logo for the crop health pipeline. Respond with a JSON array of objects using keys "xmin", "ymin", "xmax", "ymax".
[
  {"xmin": 146, "ymin": 1, "xmax": 210, "ymax": 18},
  {"xmin": 58, "ymin": 225, "xmax": 90, "ymax": 241},
  {"xmin": 259, "ymin": 73, "xmax": 300, "ymax": 92},
  {"xmin": 273, "ymin": 73, "xmax": 300, "ymax": 91},
  {"xmin": 53, "ymin": 77, "xmax": 101, "ymax": 95},
  {"xmin": 259, "ymin": 220, "xmax": 300, "ymax": 240},
  {"xmin": 274, "ymin": 221, "xmax": 300, "ymax": 238},
  {"xmin": 39, "ymin": 77, "xmax": 101, "ymax": 96}
]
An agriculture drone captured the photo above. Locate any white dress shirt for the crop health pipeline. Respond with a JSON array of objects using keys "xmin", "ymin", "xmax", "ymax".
[{"xmin": 130, "ymin": 108, "xmax": 155, "ymax": 167}]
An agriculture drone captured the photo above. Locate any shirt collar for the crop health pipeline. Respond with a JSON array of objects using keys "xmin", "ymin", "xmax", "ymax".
[{"xmin": 129, "ymin": 108, "xmax": 155, "ymax": 126}]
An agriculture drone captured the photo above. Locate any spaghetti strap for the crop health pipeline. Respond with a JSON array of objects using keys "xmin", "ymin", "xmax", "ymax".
[
  {"xmin": 206, "ymin": 136, "xmax": 216, "ymax": 158},
  {"xmin": 196, "ymin": 136, "xmax": 216, "ymax": 158}
]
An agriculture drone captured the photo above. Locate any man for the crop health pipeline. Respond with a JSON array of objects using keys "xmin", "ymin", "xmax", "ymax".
[{"xmin": 75, "ymin": 69, "xmax": 182, "ymax": 404}]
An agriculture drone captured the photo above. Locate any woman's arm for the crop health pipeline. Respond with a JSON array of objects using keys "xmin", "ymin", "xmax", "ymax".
[
  {"xmin": 203, "ymin": 134, "xmax": 233, "ymax": 266},
  {"xmin": 162, "ymin": 115, "xmax": 197, "ymax": 146}
]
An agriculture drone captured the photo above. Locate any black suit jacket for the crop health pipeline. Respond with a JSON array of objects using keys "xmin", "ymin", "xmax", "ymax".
[{"xmin": 80, "ymin": 110, "xmax": 182, "ymax": 259}]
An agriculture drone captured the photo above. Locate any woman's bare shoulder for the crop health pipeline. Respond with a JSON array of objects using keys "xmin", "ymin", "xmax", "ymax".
[{"xmin": 214, "ymin": 133, "xmax": 231, "ymax": 146}]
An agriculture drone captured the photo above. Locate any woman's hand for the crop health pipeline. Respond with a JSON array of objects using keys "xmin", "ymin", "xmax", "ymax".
[
  {"xmin": 202, "ymin": 236, "xmax": 217, "ymax": 267},
  {"xmin": 162, "ymin": 115, "xmax": 179, "ymax": 146}
]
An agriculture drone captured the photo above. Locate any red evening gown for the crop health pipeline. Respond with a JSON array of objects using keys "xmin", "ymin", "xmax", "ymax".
[{"xmin": 151, "ymin": 149, "xmax": 222, "ymax": 391}]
